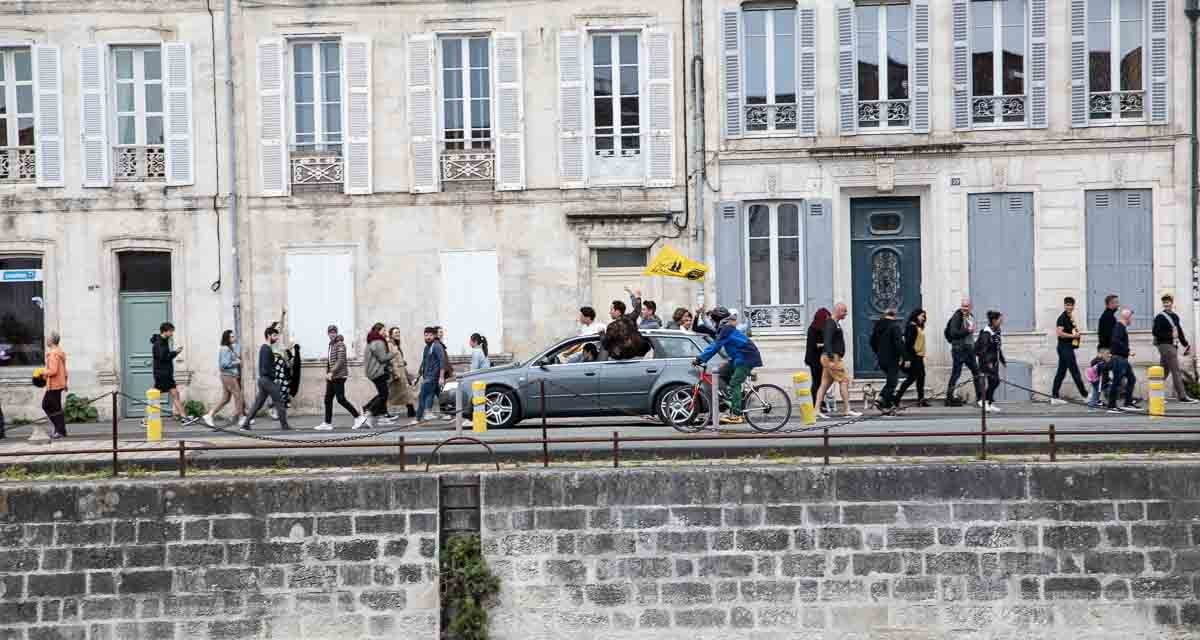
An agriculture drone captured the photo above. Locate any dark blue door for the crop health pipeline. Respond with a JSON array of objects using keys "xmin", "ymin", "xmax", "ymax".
[{"xmin": 851, "ymin": 197, "xmax": 922, "ymax": 378}]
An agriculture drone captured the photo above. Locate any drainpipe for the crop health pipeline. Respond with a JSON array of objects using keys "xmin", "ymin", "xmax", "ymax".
[
  {"xmin": 224, "ymin": 0, "xmax": 244, "ymax": 358},
  {"xmin": 1187, "ymin": 0, "xmax": 1199, "ymax": 376},
  {"xmin": 690, "ymin": 0, "xmax": 706, "ymax": 309}
]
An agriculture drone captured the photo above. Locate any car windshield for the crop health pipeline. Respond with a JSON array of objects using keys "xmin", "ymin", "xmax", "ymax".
[{"xmin": 525, "ymin": 337, "xmax": 603, "ymax": 366}]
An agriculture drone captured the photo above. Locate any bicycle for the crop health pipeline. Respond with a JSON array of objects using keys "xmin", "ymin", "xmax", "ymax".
[{"xmin": 658, "ymin": 364, "xmax": 792, "ymax": 433}]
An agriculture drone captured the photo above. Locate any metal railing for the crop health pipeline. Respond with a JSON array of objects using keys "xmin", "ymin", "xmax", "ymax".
[
  {"xmin": 0, "ymin": 146, "xmax": 35, "ymax": 181},
  {"xmin": 113, "ymin": 145, "xmax": 165, "ymax": 182},
  {"xmin": 2, "ymin": 377, "xmax": 1199, "ymax": 479},
  {"xmin": 440, "ymin": 149, "xmax": 494, "ymax": 182}
]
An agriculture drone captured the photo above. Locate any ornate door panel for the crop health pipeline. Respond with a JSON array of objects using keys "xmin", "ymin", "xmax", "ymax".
[{"xmin": 850, "ymin": 197, "xmax": 922, "ymax": 378}]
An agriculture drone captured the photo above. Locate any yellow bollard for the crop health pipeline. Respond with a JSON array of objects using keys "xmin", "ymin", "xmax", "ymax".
[
  {"xmin": 471, "ymin": 381, "xmax": 488, "ymax": 433},
  {"xmin": 793, "ymin": 372, "xmax": 817, "ymax": 426},
  {"xmin": 145, "ymin": 388, "xmax": 162, "ymax": 441},
  {"xmin": 1148, "ymin": 365, "xmax": 1165, "ymax": 417}
]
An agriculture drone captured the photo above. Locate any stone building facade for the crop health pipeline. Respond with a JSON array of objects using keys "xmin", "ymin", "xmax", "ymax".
[
  {"xmin": 702, "ymin": 0, "xmax": 1197, "ymax": 399},
  {"xmin": 0, "ymin": 0, "xmax": 698, "ymax": 417}
]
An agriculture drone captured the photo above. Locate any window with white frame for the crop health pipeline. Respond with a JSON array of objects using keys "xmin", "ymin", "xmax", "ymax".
[
  {"xmin": 1087, "ymin": 0, "xmax": 1145, "ymax": 122},
  {"xmin": 111, "ymin": 46, "xmax": 165, "ymax": 181},
  {"xmin": 743, "ymin": 7, "xmax": 797, "ymax": 133},
  {"xmin": 441, "ymin": 36, "xmax": 491, "ymax": 151},
  {"xmin": 856, "ymin": 2, "xmax": 911, "ymax": 130},
  {"xmin": 291, "ymin": 41, "xmax": 342, "ymax": 154},
  {"xmin": 745, "ymin": 202, "xmax": 803, "ymax": 310},
  {"xmin": 971, "ymin": 0, "xmax": 1026, "ymax": 126},
  {"xmin": 591, "ymin": 32, "xmax": 640, "ymax": 158},
  {"xmin": 0, "ymin": 49, "xmax": 35, "ymax": 182}
]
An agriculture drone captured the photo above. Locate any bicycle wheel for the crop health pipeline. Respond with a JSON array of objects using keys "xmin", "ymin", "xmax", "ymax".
[{"xmin": 743, "ymin": 383, "xmax": 792, "ymax": 433}]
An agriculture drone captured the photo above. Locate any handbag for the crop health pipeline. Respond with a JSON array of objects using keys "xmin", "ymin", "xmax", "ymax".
[{"xmin": 32, "ymin": 367, "xmax": 46, "ymax": 388}]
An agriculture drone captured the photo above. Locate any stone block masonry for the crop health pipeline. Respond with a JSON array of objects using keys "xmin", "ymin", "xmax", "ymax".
[
  {"xmin": 479, "ymin": 464, "xmax": 1200, "ymax": 640},
  {"xmin": 0, "ymin": 476, "xmax": 440, "ymax": 640}
]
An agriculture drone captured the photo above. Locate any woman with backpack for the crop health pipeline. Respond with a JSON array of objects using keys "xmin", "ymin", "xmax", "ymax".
[{"xmin": 976, "ymin": 310, "xmax": 1006, "ymax": 413}]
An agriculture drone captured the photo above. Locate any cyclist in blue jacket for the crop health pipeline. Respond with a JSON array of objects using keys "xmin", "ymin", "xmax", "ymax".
[{"xmin": 693, "ymin": 307, "xmax": 764, "ymax": 424}]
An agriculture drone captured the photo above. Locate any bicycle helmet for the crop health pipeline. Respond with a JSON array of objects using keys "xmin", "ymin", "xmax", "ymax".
[{"xmin": 708, "ymin": 306, "xmax": 732, "ymax": 325}]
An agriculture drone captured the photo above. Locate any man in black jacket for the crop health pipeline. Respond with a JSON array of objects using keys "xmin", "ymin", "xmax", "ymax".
[
  {"xmin": 1153, "ymin": 294, "xmax": 1196, "ymax": 403},
  {"xmin": 240, "ymin": 327, "xmax": 291, "ymax": 431},
  {"xmin": 1106, "ymin": 308, "xmax": 1140, "ymax": 412},
  {"xmin": 871, "ymin": 309, "xmax": 905, "ymax": 412},
  {"xmin": 944, "ymin": 298, "xmax": 983, "ymax": 406},
  {"xmin": 1096, "ymin": 294, "xmax": 1120, "ymax": 352},
  {"xmin": 151, "ymin": 322, "xmax": 193, "ymax": 424}
]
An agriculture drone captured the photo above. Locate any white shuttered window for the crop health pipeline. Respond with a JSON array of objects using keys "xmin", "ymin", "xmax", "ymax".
[
  {"xmin": 743, "ymin": 8, "xmax": 797, "ymax": 134},
  {"xmin": 32, "ymin": 45, "xmax": 65, "ymax": 187},
  {"xmin": 969, "ymin": 0, "xmax": 1028, "ymax": 127},
  {"xmin": 0, "ymin": 49, "xmax": 36, "ymax": 182},
  {"xmin": 1073, "ymin": 0, "xmax": 1166, "ymax": 126},
  {"xmin": 745, "ymin": 202, "xmax": 804, "ymax": 309},
  {"xmin": 855, "ymin": 3, "xmax": 912, "ymax": 131},
  {"xmin": 111, "ymin": 46, "xmax": 166, "ymax": 182}
]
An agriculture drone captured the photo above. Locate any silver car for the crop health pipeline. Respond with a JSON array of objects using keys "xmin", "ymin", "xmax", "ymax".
[{"xmin": 452, "ymin": 330, "xmax": 717, "ymax": 428}]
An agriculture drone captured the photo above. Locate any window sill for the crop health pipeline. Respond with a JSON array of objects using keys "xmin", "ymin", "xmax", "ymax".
[
  {"xmin": 965, "ymin": 123, "xmax": 1031, "ymax": 131},
  {"xmin": 852, "ymin": 128, "xmax": 915, "ymax": 136},
  {"xmin": 739, "ymin": 131, "xmax": 814, "ymax": 140},
  {"xmin": 1079, "ymin": 120, "xmax": 1149, "ymax": 128}
]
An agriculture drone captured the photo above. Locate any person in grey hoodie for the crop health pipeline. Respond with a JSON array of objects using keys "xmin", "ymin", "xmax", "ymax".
[
  {"xmin": 356, "ymin": 323, "xmax": 395, "ymax": 429},
  {"xmin": 315, "ymin": 325, "xmax": 360, "ymax": 431},
  {"xmin": 415, "ymin": 326, "xmax": 446, "ymax": 423}
]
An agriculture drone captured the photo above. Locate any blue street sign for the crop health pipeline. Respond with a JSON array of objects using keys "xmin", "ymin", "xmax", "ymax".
[{"xmin": 1, "ymin": 269, "xmax": 42, "ymax": 282}]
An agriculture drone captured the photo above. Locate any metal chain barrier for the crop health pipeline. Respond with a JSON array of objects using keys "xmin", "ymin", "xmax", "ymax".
[
  {"xmin": 999, "ymin": 378, "xmax": 1200, "ymax": 419},
  {"xmin": 1, "ymin": 391, "xmax": 114, "ymax": 435}
]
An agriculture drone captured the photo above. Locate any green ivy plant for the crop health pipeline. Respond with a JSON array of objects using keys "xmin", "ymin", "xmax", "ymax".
[
  {"xmin": 63, "ymin": 394, "xmax": 99, "ymax": 423},
  {"xmin": 441, "ymin": 534, "xmax": 500, "ymax": 640},
  {"xmin": 183, "ymin": 400, "xmax": 207, "ymax": 418}
]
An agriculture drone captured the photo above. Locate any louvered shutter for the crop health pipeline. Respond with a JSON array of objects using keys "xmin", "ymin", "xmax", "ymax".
[
  {"xmin": 163, "ymin": 42, "xmax": 194, "ymax": 186},
  {"xmin": 342, "ymin": 36, "xmax": 372, "ymax": 195},
  {"xmin": 798, "ymin": 8, "xmax": 817, "ymax": 137},
  {"xmin": 804, "ymin": 199, "xmax": 834, "ymax": 313},
  {"xmin": 645, "ymin": 28, "xmax": 674, "ymax": 187},
  {"xmin": 494, "ymin": 32, "xmax": 525, "ymax": 191},
  {"xmin": 32, "ymin": 45, "xmax": 64, "ymax": 188},
  {"xmin": 952, "ymin": 0, "xmax": 970, "ymax": 131},
  {"xmin": 911, "ymin": 0, "xmax": 930, "ymax": 133},
  {"xmin": 1147, "ymin": 0, "xmax": 1168, "ymax": 125},
  {"xmin": 408, "ymin": 33, "xmax": 438, "ymax": 194},
  {"xmin": 836, "ymin": 3, "xmax": 856, "ymax": 136},
  {"xmin": 722, "ymin": 10, "xmax": 742, "ymax": 138},
  {"xmin": 1028, "ymin": 0, "xmax": 1048, "ymax": 128},
  {"xmin": 257, "ymin": 38, "xmax": 287, "ymax": 197},
  {"xmin": 79, "ymin": 44, "xmax": 109, "ymax": 187},
  {"xmin": 1069, "ymin": 0, "xmax": 1088, "ymax": 127},
  {"xmin": 558, "ymin": 30, "xmax": 586, "ymax": 189},
  {"xmin": 715, "ymin": 201, "xmax": 745, "ymax": 313}
]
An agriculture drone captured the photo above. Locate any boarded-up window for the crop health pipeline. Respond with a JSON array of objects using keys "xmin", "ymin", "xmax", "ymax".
[
  {"xmin": 286, "ymin": 250, "xmax": 354, "ymax": 358},
  {"xmin": 1086, "ymin": 189, "xmax": 1152, "ymax": 330},
  {"xmin": 440, "ymin": 251, "xmax": 501, "ymax": 356},
  {"xmin": 969, "ymin": 192, "xmax": 1035, "ymax": 331}
]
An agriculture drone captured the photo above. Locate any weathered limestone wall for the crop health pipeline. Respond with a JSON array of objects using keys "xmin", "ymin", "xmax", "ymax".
[
  {"xmin": 480, "ymin": 464, "xmax": 1200, "ymax": 639},
  {"xmin": 0, "ymin": 475, "xmax": 440, "ymax": 639}
]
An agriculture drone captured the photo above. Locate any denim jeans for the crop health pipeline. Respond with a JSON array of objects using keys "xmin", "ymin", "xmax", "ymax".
[
  {"xmin": 946, "ymin": 346, "xmax": 983, "ymax": 400},
  {"xmin": 1107, "ymin": 356, "xmax": 1136, "ymax": 407},
  {"xmin": 416, "ymin": 380, "xmax": 440, "ymax": 420},
  {"xmin": 1052, "ymin": 343, "xmax": 1088, "ymax": 399}
]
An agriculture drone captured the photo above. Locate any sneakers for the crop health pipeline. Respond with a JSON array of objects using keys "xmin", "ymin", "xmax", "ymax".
[
  {"xmin": 461, "ymin": 419, "xmax": 474, "ymax": 428},
  {"xmin": 976, "ymin": 400, "xmax": 984, "ymax": 408},
  {"xmin": 238, "ymin": 417, "xmax": 252, "ymax": 430},
  {"xmin": 719, "ymin": 415, "xmax": 745, "ymax": 425},
  {"xmin": 945, "ymin": 397, "xmax": 965, "ymax": 407},
  {"xmin": 986, "ymin": 403, "xmax": 1001, "ymax": 413},
  {"xmin": 1049, "ymin": 398, "xmax": 1067, "ymax": 406},
  {"xmin": 376, "ymin": 415, "xmax": 397, "ymax": 426},
  {"xmin": 269, "ymin": 408, "xmax": 279, "ymax": 421},
  {"xmin": 1107, "ymin": 407, "xmax": 1123, "ymax": 414},
  {"xmin": 1180, "ymin": 397, "xmax": 1200, "ymax": 404},
  {"xmin": 917, "ymin": 399, "xmax": 931, "ymax": 408},
  {"xmin": 313, "ymin": 423, "xmax": 335, "ymax": 431},
  {"xmin": 845, "ymin": 410, "xmax": 862, "ymax": 418},
  {"xmin": 816, "ymin": 412, "xmax": 829, "ymax": 420},
  {"xmin": 352, "ymin": 415, "xmax": 369, "ymax": 430},
  {"xmin": 202, "ymin": 413, "xmax": 215, "ymax": 427}
]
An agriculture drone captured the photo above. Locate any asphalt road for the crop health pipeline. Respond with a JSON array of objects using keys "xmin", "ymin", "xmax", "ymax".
[{"xmin": 2, "ymin": 402, "xmax": 1199, "ymax": 471}]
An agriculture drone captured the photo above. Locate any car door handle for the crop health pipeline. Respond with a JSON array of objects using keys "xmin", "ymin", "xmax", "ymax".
[
  {"xmin": 584, "ymin": 372, "xmax": 597, "ymax": 377},
  {"xmin": 646, "ymin": 369, "xmax": 658, "ymax": 374}
]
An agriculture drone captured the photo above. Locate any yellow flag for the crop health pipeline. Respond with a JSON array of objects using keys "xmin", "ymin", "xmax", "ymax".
[{"xmin": 643, "ymin": 245, "xmax": 709, "ymax": 281}]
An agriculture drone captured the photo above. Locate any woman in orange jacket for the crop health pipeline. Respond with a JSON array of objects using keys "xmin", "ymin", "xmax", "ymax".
[{"xmin": 41, "ymin": 332, "xmax": 69, "ymax": 439}]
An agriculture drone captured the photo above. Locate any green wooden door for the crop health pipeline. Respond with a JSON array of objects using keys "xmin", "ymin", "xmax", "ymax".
[{"xmin": 119, "ymin": 293, "xmax": 171, "ymax": 417}]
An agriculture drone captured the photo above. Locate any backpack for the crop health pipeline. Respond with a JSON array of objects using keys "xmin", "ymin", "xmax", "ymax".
[{"xmin": 943, "ymin": 314, "xmax": 956, "ymax": 343}]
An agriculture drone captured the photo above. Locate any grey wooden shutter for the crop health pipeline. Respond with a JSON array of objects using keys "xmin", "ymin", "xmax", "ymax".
[
  {"xmin": 722, "ymin": 10, "xmax": 742, "ymax": 138},
  {"xmin": 79, "ymin": 43, "xmax": 110, "ymax": 187},
  {"xmin": 1069, "ymin": 0, "xmax": 1088, "ymax": 127},
  {"xmin": 1147, "ymin": 0, "xmax": 1169, "ymax": 125},
  {"xmin": 969, "ymin": 193, "xmax": 1035, "ymax": 332},
  {"xmin": 1028, "ymin": 0, "xmax": 1049, "ymax": 128},
  {"xmin": 715, "ymin": 201, "xmax": 745, "ymax": 313},
  {"xmin": 1085, "ymin": 191, "xmax": 1119, "ymax": 328},
  {"xmin": 645, "ymin": 28, "xmax": 675, "ymax": 187},
  {"xmin": 836, "ymin": 2, "xmax": 856, "ymax": 135},
  {"xmin": 799, "ymin": 8, "xmax": 817, "ymax": 137},
  {"xmin": 952, "ymin": 0, "xmax": 970, "ymax": 131},
  {"xmin": 911, "ymin": 0, "xmax": 931, "ymax": 133},
  {"xmin": 1086, "ymin": 189, "xmax": 1152, "ymax": 330},
  {"xmin": 804, "ymin": 199, "xmax": 834, "ymax": 314},
  {"xmin": 558, "ymin": 31, "xmax": 587, "ymax": 188}
]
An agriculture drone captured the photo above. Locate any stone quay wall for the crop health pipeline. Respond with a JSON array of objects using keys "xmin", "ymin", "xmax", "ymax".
[
  {"xmin": 0, "ymin": 475, "xmax": 440, "ymax": 640},
  {"xmin": 479, "ymin": 464, "xmax": 1200, "ymax": 640}
]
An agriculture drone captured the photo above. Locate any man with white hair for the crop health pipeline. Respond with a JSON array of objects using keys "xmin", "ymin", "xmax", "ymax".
[
  {"xmin": 944, "ymin": 298, "xmax": 984, "ymax": 406},
  {"xmin": 1106, "ymin": 308, "xmax": 1141, "ymax": 413}
]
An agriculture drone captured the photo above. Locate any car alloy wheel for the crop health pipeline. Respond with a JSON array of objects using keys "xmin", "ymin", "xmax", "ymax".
[{"xmin": 484, "ymin": 389, "xmax": 515, "ymax": 427}]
